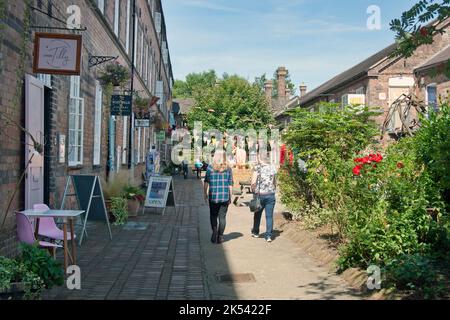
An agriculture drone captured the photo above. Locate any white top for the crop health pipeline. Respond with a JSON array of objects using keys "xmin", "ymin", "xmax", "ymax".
[
  {"xmin": 255, "ymin": 164, "xmax": 277, "ymax": 195},
  {"xmin": 19, "ymin": 209, "xmax": 85, "ymax": 218}
]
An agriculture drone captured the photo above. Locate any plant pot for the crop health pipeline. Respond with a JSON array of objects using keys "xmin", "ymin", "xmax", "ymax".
[
  {"xmin": 128, "ymin": 199, "xmax": 141, "ymax": 217},
  {"xmin": 0, "ymin": 282, "xmax": 26, "ymax": 300}
]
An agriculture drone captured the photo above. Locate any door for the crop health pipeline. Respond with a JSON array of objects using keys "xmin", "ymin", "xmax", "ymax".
[{"xmin": 25, "ymin": 74, "xmax": 45, "ymax": 209}]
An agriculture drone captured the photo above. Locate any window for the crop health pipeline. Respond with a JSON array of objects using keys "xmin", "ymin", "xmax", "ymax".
[
  {"xmin": 97, "ymin": 0, "xmax": 104, "ymax": 14},
  {"xmin": 133, "ymin": 20, "xmax": 138, "ymax": 66},
  {"xmin": 37, "ymin": 74, "xmax": 52, "ymax": 88},
  {"xmin": 93, "ymin": 81, "xmax": 103, "ymax": 166},
  {"xmin": 114, "ymin": 0, "xmax": 120, "ymax": 36},
  {"xmin": 122, "ymin": 116, "xmax": 128, "ymax": 164},
  {"xmin": 142, "ymin": 128, "xmax": 147, "ymax": 161},
  {"xmin": 426, "ymin": 84, "xmax": 438, "ymax": 114},
  {"xmin": 355, "ymin": 87, "xmax": 365, "ymax": 95},
  {"xmin": 126, "ymin": 0, "xmax": 131, "ymax": 53},
  {"xmin": 137, "ymin": 127, "xmax": 142, "ymax": 163},
  {"xmin": 69, "ymin": 76, "xmax": 84, "ymax": 166},
  {"xmin": 140, "ymin": 31, "xmax": 144, "ymax": 76}
]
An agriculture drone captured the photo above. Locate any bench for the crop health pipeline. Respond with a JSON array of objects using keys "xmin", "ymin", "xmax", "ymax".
[{"xmin": 232, "ymin": 179, "xmax": 253, "ymax": 206}]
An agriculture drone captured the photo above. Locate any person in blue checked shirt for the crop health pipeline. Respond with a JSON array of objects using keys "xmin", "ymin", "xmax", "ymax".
[{"xmin": 203, "ymin": 150, "xmax": 234, "ymax": 244}]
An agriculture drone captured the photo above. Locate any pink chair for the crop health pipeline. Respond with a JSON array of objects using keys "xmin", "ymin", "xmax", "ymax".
[
  {"xmin": 33, "ymin": 204, "xmax": 76, "ymax": 241},
  {"xmin": 15, "ymin": 212, "xmax": 61, "ymax": 258}
]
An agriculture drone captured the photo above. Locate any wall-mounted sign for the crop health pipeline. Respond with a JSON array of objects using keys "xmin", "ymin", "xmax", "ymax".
[
  {"xmin": 156, "ymin": 131, "xmax": 166, "ymax": 142},
  {"xmin": 135, "ymin": 119, "xmax": 151, "ymax": 128},
  {"xmin": 33, "ymin": 33, "xmax": 82, "ymax": 76},
  {"xmin": 111, "ymin": 95, "xmax": 132, "ymax": 116},
  {"xmin": 58, "ymin": 134, "xmax": 66, "ymax": 164}
]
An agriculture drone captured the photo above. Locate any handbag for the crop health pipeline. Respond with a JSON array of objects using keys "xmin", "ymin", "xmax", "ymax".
[{"xmin": 249, "ymin": 174, "xmax": 262, "ymax": 212}]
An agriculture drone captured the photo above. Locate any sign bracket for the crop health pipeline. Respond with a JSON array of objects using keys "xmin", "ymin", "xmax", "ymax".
[{"xmin": 89, "ymin": 55, "xmax": 119, "ymax": 69}]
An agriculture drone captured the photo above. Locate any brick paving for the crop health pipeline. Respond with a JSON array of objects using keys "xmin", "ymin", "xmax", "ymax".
[{"xmin": 44, "ymin": 176, "xmax": 207, "ymax": 300}]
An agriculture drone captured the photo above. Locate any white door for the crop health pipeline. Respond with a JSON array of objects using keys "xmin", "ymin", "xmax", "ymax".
[{"xmin": 25, "ymin": 74, "xmax": 45, "ymax": 209}]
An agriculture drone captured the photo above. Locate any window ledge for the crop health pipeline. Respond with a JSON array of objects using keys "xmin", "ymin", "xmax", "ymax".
[{"xmin": 68, "ymin": 165, "xmax": 84, "ymax": 171}]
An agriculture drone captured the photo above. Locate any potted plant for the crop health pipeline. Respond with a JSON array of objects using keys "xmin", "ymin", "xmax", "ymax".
[
  {"xmin": 0, "ymin": 243, "xmax": 63, "ymax": 300},
  {"xmin": 101, "ymin": 171, "xmax": 129, "ymax": 221},
  {"xmin": 134, "ymin": 94, "xmax": 150, "ymax": 118},
  {"xmin": 97, "ymin": 62, "xmax": 130, "ymax": 88},
  {"xmin": 123, "ymin": 185, "xmax": 146, "ymax": 217},
  {"xmin": 110, "ymin": 197, "xmax": 129, "ymax": 226}
]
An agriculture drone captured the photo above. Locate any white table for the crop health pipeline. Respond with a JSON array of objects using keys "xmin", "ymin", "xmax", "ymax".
[{"xmin": 20, "ymin": 209, "xmax": 85, "ymax": 273}]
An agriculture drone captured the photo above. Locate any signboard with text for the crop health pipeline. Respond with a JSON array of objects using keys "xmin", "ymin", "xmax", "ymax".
[
  {"xmin": 111, "ymin": 95, "xmax": 132, "ymax": 116},
  {"xmin": 144, "ymin": 176, "xmax": 173, "ymax": 208},
  {"xmin": 135, "ymin": 119, "xmax": 151, "ymax": 127},
  {"xmin": 33, "ymin": 33, "xmax": 82, "ymax": 75},
  {"xmin": 156, "ymin": 131, "xmax": 166, "ymax": 142}
]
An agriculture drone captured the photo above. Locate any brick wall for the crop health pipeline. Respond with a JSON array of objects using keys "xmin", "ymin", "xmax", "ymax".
[{"xmin": 0, "ymin": 0, "xmax": 173, "ymax": 256}]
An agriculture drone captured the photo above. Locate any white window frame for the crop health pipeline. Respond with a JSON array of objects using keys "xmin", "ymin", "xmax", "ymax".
[
  {"xmin": 133, "ymin": 20, "xmax": 138, "ymax": 66},
  {"xmin": 122, "ymin": 116, "xmax": 128, "ymax": 164},
  {"xmin": 97, "ymin": 0, "xmax": 105, "ymax": 14},
  {"xmin": 136, "ymin": 127, "xmax": 142, "ymax": 163},
  {"xmin": 140, "ymin": 29, "xmax": 144, "ymax": 75},
  {"xmin": 126, "ymin": 0, "xmax": 131, "ymax": 54},
  {"xmin": 69, "ymin": 76, "xmax": 84, "ymax": 167},
  {"xmin": 114, "ymin": 0, "xmax": 120, "ymax": 37},
  {"xmin": 93, "ymin": 81, "xmax": 103, "ymax": 166},
  {"xmin": 37, "ymin": 74, "xmax": 52, "ymax": 88}
]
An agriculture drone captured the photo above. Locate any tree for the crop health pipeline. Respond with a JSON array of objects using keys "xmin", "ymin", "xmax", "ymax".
[
  {"xmin": 254, "ymin": 70, "xmax": 296, "ymax": 97},
  {"xmin": 187, "ymin": 75, "xmax": 274, "ymax": 132},
  {"xmin": 390, "ymin": 0, "xmax": 450, "ymax": 58},
  {"xmin": 173, "ymin": 70, "xmax": 218, "ymax": 98}
]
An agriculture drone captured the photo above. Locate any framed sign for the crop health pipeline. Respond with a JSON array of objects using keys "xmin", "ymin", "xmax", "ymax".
[
  {"xmin": 111, "ymin": 95, "xmax": 132, "ymax": 116},
  {"xmin": 145, "ymin": 176, "xmax": 173, "ymax": 208},
  {"xmin": 33, "ymin": 33, "xmax": 82, "ymax": 75},
  {"xmin": 135, "ymin": 119, "xmax": 151, "ymax": 127}
]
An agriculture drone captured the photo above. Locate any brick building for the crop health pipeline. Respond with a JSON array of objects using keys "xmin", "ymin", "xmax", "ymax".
[
  {"xmin": 0, "ymin": 0, "xmax": 174, "ymax": 257},
  {"xmin": 276, "ymin": 20, "xmax": 449, "ymax": 131}
]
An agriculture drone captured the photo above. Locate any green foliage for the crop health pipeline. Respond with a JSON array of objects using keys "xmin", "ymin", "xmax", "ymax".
[
  {"xmin": 415, "ymin": 103, "xmax": 450, "ymax": 206},
  {"xmin": 123, "ymin": 185, "xmax": 145, "ymax": 202},
  {"xmin": 384, "ymin": 253, "xmax": 448, "ymax": 299},
  {"xmin": 110, "ymin": 197, "xmax": 129, "ymax": 226},
  {"xmin": 173, "ymin": 70, "xmax": 217, "ymax": 98},
  {"xmin": 19, "ymin": 244, "xmax": 64, "ymax": 290},
  {"xmin": 187, "ymin": 75, "xmax": 274, "ymax": 131},
  {"xmin": 390, "ymin": 0, "xmax": 450, "ymax": 58},
  {"xmin": 281, "ymin": 102, "xmax": 449, "ymax": 298},
  {"xmin": 98, "ymin": 63, "xmax": 130, "ymax": 87}
]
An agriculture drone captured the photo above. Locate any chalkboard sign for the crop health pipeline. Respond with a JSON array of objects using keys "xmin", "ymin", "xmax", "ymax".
[
  {"xmin": 61, "ymin": 175, "xmax": 112, "ymax": 245},
  {"xmin": 145, "ymin": 176, "xmax": 174, "ymax": 209},
  {"xmin": 111, "ymin": 95, "xmax": 132, "ymax": 116}
]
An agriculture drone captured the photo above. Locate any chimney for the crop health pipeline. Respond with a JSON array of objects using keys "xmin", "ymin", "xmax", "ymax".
[
  {"xmin": 276, "ymin": 66, "xmax": 288, "ymax": 99},
  {"xmin": 264, "ymin": 80, "xmax": 273, "ymax": 103},
  {"xmin": 299, "ymin": 83, "xmax": 307, "ymax": 97},
  {"xmin": 285, "ymin": 88, "xmax": 291, "ymax": 100}
]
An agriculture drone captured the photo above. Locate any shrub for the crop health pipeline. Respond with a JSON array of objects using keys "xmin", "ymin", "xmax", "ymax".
[
  {"xmin": 110, "ymin": 197, "xmax": 128, "ymax": 226},
  {"xmin": 19, "ymin": 243, "xmax": 64, "ymax": 290}
]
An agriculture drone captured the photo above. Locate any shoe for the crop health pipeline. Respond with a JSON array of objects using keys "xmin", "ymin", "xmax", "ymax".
[
  {"xmin": 266, "ymin": 237, "xmax": 272, "ymax": 243},
  {"xmin": 217, "ymin": 235, "xmax": 224, "ymax": 244},
  {"xmin": 211, "ymin": 228, "xmax": 218, "ymax": 244},
  {"xmin": 251, "ymin": 233, "xmax": 259, "ymax": 238}
]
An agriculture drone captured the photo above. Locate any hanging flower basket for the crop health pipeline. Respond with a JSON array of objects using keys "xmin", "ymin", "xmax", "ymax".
[{"xmin": 98, "ymin": 63, "xmax": 130, "ymax": 88}]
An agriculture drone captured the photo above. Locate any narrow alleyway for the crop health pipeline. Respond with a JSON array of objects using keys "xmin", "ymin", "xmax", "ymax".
[{"xmin": 45, "ymin": 174, "xmax": 362, "ymax": 300}]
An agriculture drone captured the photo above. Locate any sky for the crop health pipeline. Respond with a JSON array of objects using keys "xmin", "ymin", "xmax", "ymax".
[{"xmin": 163, "ymin": 0, "xmax": 417, "ymax": 94}]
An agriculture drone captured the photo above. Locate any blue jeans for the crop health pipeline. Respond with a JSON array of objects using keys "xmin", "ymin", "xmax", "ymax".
[{"xmin": 252, "ymin": 194, "xmax": 276, "ymax": 239}]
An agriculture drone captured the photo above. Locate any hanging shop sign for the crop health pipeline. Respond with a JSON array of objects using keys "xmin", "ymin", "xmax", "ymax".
[
  {"xmin": 111, "ymin": 95, "xmax": 132, "ymax": 116},
  {"xmin": 135, "ymin": 119, "xmax": 151, "ymax": 128},
  {"xmin": 33, "ymin": 33, "xmax": 82, "ymax": 76},
  {"xmin": 156, "ymin": 131, "xmax": 166, "ymax": 142}
]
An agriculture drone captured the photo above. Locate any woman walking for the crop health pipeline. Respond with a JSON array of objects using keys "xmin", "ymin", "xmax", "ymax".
[
  {"xmin": 251, "ymin": 155, "xmax": 278, "ymax": 242},
  {"xmin": 204, "ymin": 151, "xmax": 233, "ymax": 244}
]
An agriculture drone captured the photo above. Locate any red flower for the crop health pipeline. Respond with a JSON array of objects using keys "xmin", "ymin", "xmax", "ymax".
[
  {"xmin": 371, "ymin": 153, "xmax": 383, "ymax": 163},
  {"xmin": 353, "ymin": 165, "xmax": 363, "ymax": 176},
  {"xmin": 397, "ymin": 162, "xmax": 405, "ymax": 169},
  {"xmin": 420, "ymin": 27, "xmax": 428, "ymax": 37}
]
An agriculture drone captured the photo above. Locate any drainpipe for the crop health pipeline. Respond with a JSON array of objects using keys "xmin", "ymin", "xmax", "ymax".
[{"xmin": 128, "ymin": 0, "xmax": 136, "ymax": 177}]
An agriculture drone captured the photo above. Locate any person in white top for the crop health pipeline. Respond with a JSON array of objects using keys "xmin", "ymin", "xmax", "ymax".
[{"xmin": 251, "ymin": 154, "xmax": 278, "ymax": 242}]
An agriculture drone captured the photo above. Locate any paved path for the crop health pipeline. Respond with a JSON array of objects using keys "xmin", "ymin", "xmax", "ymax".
[{"xmin": 45, "ymin": 174, "xmax": 361, "ymax": 300}]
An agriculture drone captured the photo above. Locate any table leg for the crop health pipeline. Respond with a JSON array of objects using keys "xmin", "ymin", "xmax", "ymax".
[
  {"xmin": 63, "ymin": 222, "xmax": 68, "ymax": 274},
  {"xmin": 70, "ymin": 218, "xmax": 77, "ymax": 265},
  {"xmin": 34, "ymin": 218, "xmax": 40, "ymax": 239}
]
